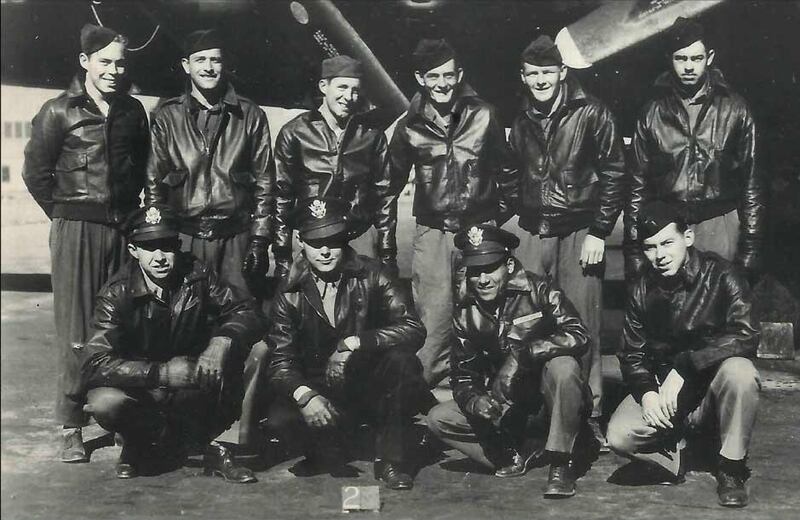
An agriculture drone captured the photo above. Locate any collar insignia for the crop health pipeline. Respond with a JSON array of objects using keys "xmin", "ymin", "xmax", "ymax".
[
  {"xmin": 467, "ymin": 226, "xmax": 483, "ymax": 247},
  {"xmin": 144, "ymin": 207, "xmax": 162, "ymax": 225},
  {"xmin": 309, "ymin": 200, "xmax": 327, "ymax": 219}
]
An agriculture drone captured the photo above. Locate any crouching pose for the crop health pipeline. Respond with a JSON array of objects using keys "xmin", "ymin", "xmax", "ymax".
[
  {"xmin": 607, "ymin": 201, "xmax": 760, "ymax": 507},
  {"xmin": 72, "ymin": 205, "xmax": 264, "ymax": 482},
  {"xmin": 426, "ymin": 225, "xmax": 590, "ymax": 498},
  {"xmin": 264, "ymin": 197, "xmax": 431, "ymax": 490}
]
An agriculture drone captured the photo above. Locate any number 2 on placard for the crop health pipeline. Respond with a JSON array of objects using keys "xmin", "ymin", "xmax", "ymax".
[{"xmin": 342, "ymin": 486, "xmax": 360, "ymax": 510}]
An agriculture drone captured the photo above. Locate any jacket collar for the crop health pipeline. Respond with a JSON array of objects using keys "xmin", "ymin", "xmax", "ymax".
[
  {"xmin": 653, "ymin": 67, "xmax": 731, "ymax": 100},
  {"xmin": 284, "ymin": 246, "xmax": 367, "ymax": 293},
  {"xmin": 456, "ymin": 258, "xmax": 532, "ymax": 308},
  {"xmin": 680, "ymin": 247, "xmax": 701, "ymax": 286},
  {"xmin": 407, "ymin": 82, "xmax": 480, "ymax": 124},
  {"xmin": 66, "ymin": 75, "xmax": 88, "ymax": 99}
]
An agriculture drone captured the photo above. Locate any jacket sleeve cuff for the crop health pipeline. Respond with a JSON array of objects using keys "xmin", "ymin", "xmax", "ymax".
[
  {"xmin": 357, "ymin": 332, "xmax": 379, "ymax": 351},
  {"xmin": 672, "ymin": 351, "xmax": 698, "ymax": 379},
  {"xmin": 631, "ymin": 380, "xmax": 659, "ymax": 404},
  {"xmin": 588, "ymin": 225, "xmax": 611, "ymax": 240}
]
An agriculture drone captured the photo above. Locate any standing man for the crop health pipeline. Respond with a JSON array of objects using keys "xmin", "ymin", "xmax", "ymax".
[
  {"xmin": 73, "ymin": 205, "xmax": 264, "ymax": 482},
  {"xmin": 273, "ymin": 55, "xmax": 396, "ymax": 279},
  {"xmin": 625, "ymin": 17, "xmax": 765, "ymax": 280},
  {"xmin": 144, "ymin": 29, "xmax": 275, "ymax": 451},
  {"xmin": 607, "ymin": 201, "xmax": 760, "ymax": 508},
  {"xmin": 389, "ymin": 38, "xmax": 513, "ymax": 386},
  {"xmin": 22, "ymin": 24, "xmax": 149, "ymax": 462},
  {"xmin": 266, "ymin": 197, "xmax": 430, "ymax": 490},
  {"xmin": 507, "ymin": 35, "xmax": 627, "ymax": 449},
  {"xmin": 426, "ymin": 225, "xmax": 590, "ymax": 497}
]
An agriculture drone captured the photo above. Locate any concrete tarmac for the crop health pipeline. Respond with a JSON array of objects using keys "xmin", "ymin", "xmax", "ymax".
[{"xmin": 2, "ymin": 291, "xmax": 799, "ymax": 520}]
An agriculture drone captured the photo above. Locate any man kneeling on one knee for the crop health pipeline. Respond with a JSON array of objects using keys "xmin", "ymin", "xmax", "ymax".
[
  {"xmin": 71, "ymin": 205, "xmax": 264, "ymax": 482},
  {"xmin": 607, "ymin": 201, "xmax": 760, "ymax": 508},
  {"xmin": 426, "ymin": 225, "xmax": 591, "ymax": 498},
  {"xmin": 264, "ymin": 197, "xmax": 430, "ymax": 490}
]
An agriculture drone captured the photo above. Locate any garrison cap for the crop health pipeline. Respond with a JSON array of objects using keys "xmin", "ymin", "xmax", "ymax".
[
  {"xmin": 80, "ymin": 24, "xmax": 122, "ymax": 55},
  {"xmin": 521, "ymin": 35, "xmax": 563, "ymax": 66},
  {"xmin": 321, "ymin": 55, "xmax": 364, "ymax": 79},
  {"xmin": 666, "ymin": 17, "xmax": 706, "ymax": 53},
  {"xmin": 183, "ymin": 29, "xmax": 224, "ymax": 57},
  {"xmin": 454, "ymin": 225, "xmax": 520, "ymax": 267},
  {"xmin": 124, "ymin": 205, "xmax": 180, "ymax": 243},
  {"xmin": 638, "ymin": 201, "xmax": 686, "ymax": 240},
  {"xmin": 290, "ymin": 197, "xmax": 351, "ymax": 242},
  {"xmin": 412, "ymin": 38, "xmax": 456, "ymax": 73}
]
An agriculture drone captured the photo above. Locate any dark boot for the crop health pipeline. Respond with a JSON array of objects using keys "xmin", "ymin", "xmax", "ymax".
[
  {"xmin": 61, "ymin": 427, "xmax": 88, "ymax": 463},
  {"xmin": 544, "ymin": 460, "xmax": 577, "ymax": 498},
  {"xmin": 203, "ymin": 442, "xmax": 257, "ymax": 484},
  {"xmin": 716, "ymin": 461, "xmax": 749, "ymax": 508},
  {"xmin": 375, "ymin": 460, "xmax": 413, "ymax": 490},
  {"xmin": 115, "ymin": 442, "xmax": 140, "ymax": 479}
]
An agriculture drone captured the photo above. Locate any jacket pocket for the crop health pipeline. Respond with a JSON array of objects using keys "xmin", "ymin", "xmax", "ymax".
[
  {"xmin": 562, "ymin": 170, "xmax": 599, "ymax": 204},
  {"xmin": 161, "ymin": 169, "xmax": 189, "ymax": 210},
  {"xmin": 414, "ymin": 164, "xmax": 434, "ymax": 184},
  {"xmin": 55, "ymin": 151, "xmax": 89, "ymax": 197}
]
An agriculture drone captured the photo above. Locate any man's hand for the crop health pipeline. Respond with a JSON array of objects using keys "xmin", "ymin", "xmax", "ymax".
[
  {"xmin": 241, "ymin": 237, "xmax": 270, "ymax": 277},
  {"xmin": 325, "ymin": 349, "xmax": 352, "ymax": 389},
  {"xmin": 335, "ymin": 336, "xmax": 361, "ymax": 352},
  {"xmin": 641, "ymin": 391, "xmax": 673, "ymax": 430},
  {"xmin": 467, "ymin": 394, "xmax": 503, "ymax": 422},
  {"xmin": 491, "ymin": 351, "xmax": 521, "ymax": 404},
  {"xmin": 158, "ymin": 356, "xmax": 198, "ymax": 388},
  {"xmin": 195, "ymin": 336, "xmax": 232, "ymax": 390},
  {"xmin": 580, "ymin": 234, "xmax": 606, "ymax": 268},
  {"xmin": 300, "ymin": 395, "xmax": 339, "ymax": 428},
  {"xmin": 658, "ymin": 369, "xmax": 685, "ymax": 419}
]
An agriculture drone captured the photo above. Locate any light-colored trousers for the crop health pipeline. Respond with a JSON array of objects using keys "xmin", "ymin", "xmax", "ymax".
[
  {"xmin": 607, "ymin": 357, "xmax": 760, "ymax": 475},
  {"xmin": 692, "ymin": 209, "xmax": 740, "ymax": 261}
]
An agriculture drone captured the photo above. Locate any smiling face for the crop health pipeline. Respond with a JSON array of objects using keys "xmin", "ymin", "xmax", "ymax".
[
  {"xmin": 642, "ymin": 223, "xmax": 694, "ymax": 278},
  {"xmin": 671, "ymin": 40, "xmax": 714, "ymax": 87},
  {"xmin": 79, "ymin": 41, "xmax": 127, "ymax": 95},
  {"xmin": 182, "ymin": 48, "xmax": 224, "ymax": 92},
  {"xmin": 300, "ymin": 237, "xmax": 346, "ymax": 274},
  {"xmin": 520, "ymin": 62, "xmax": 566, "ymax": 104},
  {"xmin": 415, "ymin": 58, "xmax": 463, "ymax": 104},
  {"xmin": 466, "ymin": 258, "xmax": 514, "ymax": 303},
  {"xmin": 128, "ymin": 238, "xmax": 180, "ymax": 283},
  {"xmin": 319, "ymin": 76, "xmax": 361, "ymax": 121}
]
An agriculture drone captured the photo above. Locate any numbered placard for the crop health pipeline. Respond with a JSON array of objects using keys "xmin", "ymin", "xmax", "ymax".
[{"xmin": 341, "ymin": 485, "xmax": 380, "ymax": 513}]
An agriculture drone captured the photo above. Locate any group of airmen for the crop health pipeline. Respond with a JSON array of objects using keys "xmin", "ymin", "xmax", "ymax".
[{"xmin": 22, "ymin": 15, "xmax": 763, "ymax": 509}]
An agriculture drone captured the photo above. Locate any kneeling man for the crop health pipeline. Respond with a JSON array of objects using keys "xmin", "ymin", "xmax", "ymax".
[
  {"xmin": 73, "ymin": 205, "xmax": 264, "ymax": 482},
  {"xmin": 427, "ymin": 225, "xmax": 590, "ymax": 497},
  {"xmin": 265, "ymin": 197, "xmax": 429, "ymax": 490},
  {"xmin": 607, "ymin": 201, "xmax": 760, "ymax": 508}
]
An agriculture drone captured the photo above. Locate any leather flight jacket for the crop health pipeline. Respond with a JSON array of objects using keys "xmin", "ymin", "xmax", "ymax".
[
  {"xmin": 508, "ymin": 77, "xmax": 627, "ymax": 238},
  {"xmin": 145, "ymin": 83, "xmax": 275, "ymax": 241},
  {"xmin": 71, "ymin": 254, "xmax": 264, "ymax": 394},
  {"xmin": 450, "ymin": 262, "xmax": 589, "ymax": 411},
  {"xmin": 273, "ymin": 108, "xmax": 395, "ymax": 257},
  {"xmin": 267, "ymin": 247, "xmax": 426, "ymax": 398},
  {"xmin": 625, "ymin": 69, "xmax": 765, "ymax": 273},
  {"xmin": 22, "ymin": 75, "xmax": 149, "ymax": 224},
  {"xmin": 388, "ymin": 84, "xmax": 514, "ymax": 232},
  {"xmin": 619, "ymin": 248, "xmax": 759, "ymax": 403}
]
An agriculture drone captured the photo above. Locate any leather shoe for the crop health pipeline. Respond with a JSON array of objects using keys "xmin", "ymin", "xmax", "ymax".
[
  {"xmin": 203, "ymin": 442, "xmax": 257, "ymax": 484},
  {"xmin": 115, "ymin": 444, "xmax": 139, "ymax": 479},
  {"xmin": 61, "ymin": 427, "xmax": 88, "ymax": 463},
  {"xmin": 543, "ymin": 461, "xmax": 576, "ymax": 498},
  {"xmin": 716, "ymin": 468, "xmax": 749, "ymax": 507},
  {"xmin": 376, "ymin": 461, "xmax": 413, "ymax": 490},
  {"xmin": 494, "ymin": 443, "xmax": 539, "ymax": 478}
]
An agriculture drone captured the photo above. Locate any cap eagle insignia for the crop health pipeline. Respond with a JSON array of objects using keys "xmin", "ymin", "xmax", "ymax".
[
  {"xmin": 144, "ymin": 207, "xmax": 162, "ymax": 225},
  {"xmin": 309, "ymin": 200, "xmax": 327, "ymax": 219},
  {"xmin": 467, "ymin": 226, "xmax": 483, "ymax": 247}
]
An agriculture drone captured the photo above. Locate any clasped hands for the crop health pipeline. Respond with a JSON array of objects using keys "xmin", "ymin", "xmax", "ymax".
[
  {"xmin": 641, "ymin": 369, "xmax": 685, "ymax": 429},
  {"xmin": 157, "ymin": 336, "xmax": 231, "ymax": 390}
]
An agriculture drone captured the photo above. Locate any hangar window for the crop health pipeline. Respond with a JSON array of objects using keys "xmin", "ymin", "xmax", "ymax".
[
  {"xmin": 14, "ymin": 121, "xmax": 23, "ymax": 138},
  {"xmin": 2, "ymin": 165, "xmax": 10, "ymax": 183},
  {"xmin": 3, "ymin": 122, "xmax": 11, "ymax": 138}
]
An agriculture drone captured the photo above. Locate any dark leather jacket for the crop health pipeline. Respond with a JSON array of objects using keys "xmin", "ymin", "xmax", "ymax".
[
  {"xmin": 22, "ymin": 75, "xmax": 149, "ymax": 224},
  {"xmin": 267, "ymin": 248, "xmax": 425, "ymax": 397},
  {"xmin": 145, "ymin": 83, "xmax": 275, "ymax": 241},
  {"xmin": 71, "ymin": 254, "xmax": 264, "ymax": 394},
  {"xmin": 388, "ymin": 85, "xmax": 513, "ymax": 232},
  {"xmin": 620, "ymin": 248, "xmax": 759, "ymax": 402},
  {"xmin": 509, "ymin": 77, "xmax": 627, "ymax": 238},
  {"xmin": 625, "ymin": 69, "xmax": 765, "ymax": 273},
  {"xmin": 450, "ymin": 262, "xmax": 589, "ymax": 411},
  {"xmin": 274, "ymin": 108, "xmax": 394, "ymax": 256}
]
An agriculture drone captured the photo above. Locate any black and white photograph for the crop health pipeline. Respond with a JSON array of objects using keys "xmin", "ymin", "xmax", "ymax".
[{"xmin": 1, "ymin": 1, "xmax": 798, "ymax": 518}]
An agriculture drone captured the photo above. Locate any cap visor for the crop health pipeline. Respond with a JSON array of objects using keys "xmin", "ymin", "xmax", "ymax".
[
  {"xmin": 299, "ymin": 222, "xmax": 349, "ymax": 242},
  {"xmin": 461, "ymin": 251, "xmax": 508, "ymax": 268}
]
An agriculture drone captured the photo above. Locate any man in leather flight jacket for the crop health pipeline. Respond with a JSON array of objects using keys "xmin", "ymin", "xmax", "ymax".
[
  {"xmin": 624, "ymin": 18, "xmax": 765, "ymax": 280},
  {"xmin": 265, "ymin": 197, "xmax": 430, "ymax": 490},
  {"xmin": 144, "ymin": 30, "xmax": 275, "ymax": 451},
  {"xmin": 73, "ymin": 205, "xmax": 264, "ymax": 482},
  {"xmin": 272, "ymin": 55, "xmax": 397, "ymax": 279},
  {"xmin": 506, "ymin": 35, "xmax": 627, "ymax": 449},
  {"xmin": 607, "ymin": 201, "xmax": 760, "ymax": 508},
  {"xmin": 426, "ymin": 225, "xmax": 590, "ymax": 498},
  {"xmin": 22, "ymin": 24, "xmax": 149, "ymax": 463},
  {"xmin": 388, "ymin": 38, "xmax": 514, "ymax": 387}
]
